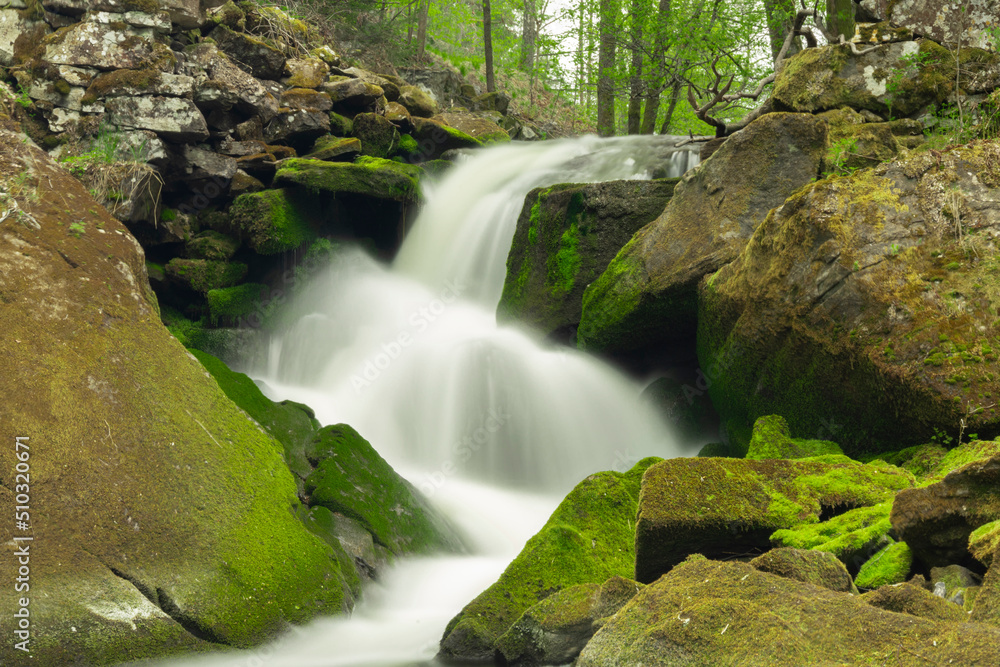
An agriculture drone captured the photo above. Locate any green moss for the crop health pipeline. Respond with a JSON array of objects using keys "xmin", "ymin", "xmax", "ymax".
[
  {"xmin": 186, "ymin": 230, "xmax": 240, "ymax": 260},
  {"xmin": 395, "ymin": 133, "xmax": 418, "ymax": 157},
  {"xmin": 771, "ymin": 502, "xmax": 893, "ymax": 566},
  {"xmin": 228, "ymin": 188, "xmax": 318, "ymax": 255},
  {"xmin": 83, "ymin": 68, "xmax": 161, "ymax": 104},
  {"xmin": 165, "ymin": 258, "xmax": 247, "ymax": 293},
  {"xmin": 854, "ymin": 540, "xmax": 913, "ymax": 589},
  {"xmin": 746, "ymin": 414, "xmax": 844, "ymax": 460},
  {"xmin": 551, "ymin": 220, "xmax": 580, "ymax": 295},
  {"xmin": 970, "ymin": 519, "xmax": 1000, "ymax": 565},
  {"xmin": 273, "ymin": 157, "xmax": 423, "ymax": 203},
  {"xmin": 439, "ymin": 459, "xmax": 658, "ymax": 661},
  {"xmin": 206, "ymin": 283, "xmax": 266, "ymax": 321},
  {"xmin": 329, "ymin": 112, "xmax": 354, "ymax": 136},
  {"xmin": 352, "ymin": 112, "xmax": 399, "ymax": 159}
]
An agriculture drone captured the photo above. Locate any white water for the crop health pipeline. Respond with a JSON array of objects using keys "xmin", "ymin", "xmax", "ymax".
[{"xmin": 151, "ymin": 135, "xmax": 700, "ymax": 667}]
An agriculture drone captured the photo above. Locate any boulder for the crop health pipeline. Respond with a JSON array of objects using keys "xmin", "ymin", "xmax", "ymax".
[
  {"xmin": 43, "ymin": 20, "xmax": 172, "ymax": 70},
  {"xmin": 0, "ymin": 10, "xmax": 46, "ymax": 66},
  {"xmin": 750, "ymin": 547, "xmax": 858, "ymax": 593},
  {"xmin": 577, "ymin": 112, "xmax": 826, "ymax": 354},
  {"xmin": 396, "ymin": 67, "xmax": 464, "ymax": 108},
  {"xmin": 179, "ymin": 145, "xmax": 238, "ymax": 183},
  {"xmin": 264, "ymin": 107, "xmax": 330, "ymax": 144},
  {"xmin": 321, "ymin": 77, "xmax": 383, "ymax": 108},
  {"xmin": 352, "ymin": 112, "xmax": 399, "ymax": 158},
  {"xmin": 84, "ymin": 68, "xmax": 195, "ymax": 99},
  {"xmin": 284, "ymin": 57, "xmax": 329, "ymax": 88},
  {"xmin": 745, "ymin": 414, "xmax": 844, "ymax": 460},
  {"xmin": 891, "ymin": 452, "xmax": 1000, "ymax": 568},
  {"xmin": 280, "ymin": 88, "xmax": 333, "ymax": 111},
  {"xmin": 227, "ymin": 188, "xmax": 321, "ymax": 255},
  {"xmin": 105, "ymin": 96, "xmax": 209, "ymax": 141},
  {"xmin": 854, "ymin": 540, "xmax": 914, "ymax": 589},
  {"xmin": 398, "ymin": 83, "xmax": 437, "ymax": 117},
  {"xmin": 973, "ymin": 558, "xmax": 1000, "ymax": 626},
  {"xmin": 472, "ymin": 90, "xmax": 510, "ymax": 114},
  {"xmin": 438, "ymin": 460, "xmax": 658, "ymax": 662},
  {"xmin": 635, "ymin": 457, "xmax": 913, "ymax": 583},
  {"xmin": 273, "ymin": 156, "xmax": 422, "ymax": 204},
  {"xmin": 209, "ymin": 24, "xmax": 285, "ymax": 80},
  {"xmin": 303, "ymin": 424, "xmax": 463, "ymax": 556},
  {"xmin": 433, "ymin": 110, "xmax": 509, "ymax": 144},
  {"xmin": 576, "ymin": 557, "xmax": 1000, "ymax": 667},
  {"xmin": 497, "ymin": 179, "xmax": 678, "ymax": 339},
  {"xmin": 494, "ymin": 577, "xmax": 643, "ymax": 666},
  {"xmin": 771, "ymin": 501, "xmax": 895, "ymax": 572},
  {"xmin": 861, "ymin": 581, "xmax": 969, "ymax": 622},
  {"xmin": 187, "ymin": 44, "xmax": 279, "ymax": 121},
  {"xmin": 306, "ymin": 135, "xmax": 361, "ymax": 162},
  {"xmin": 165, "ymin": 257, "xmax": 247, "ymax": 292},
  {"xmin": 0, "ymin": 126, "xmax": 347, "ymax": 665},
  {"xmin": 970, "ymin": 520, "xmax": 1000, "ymax": 566},
  {"xmin": 859, "ymin": 0, "xmax": 998, "ymax": 51},
  {"xmin": 185, "ymin": 230, "xmax": 240, "ymax": 261},
  {"xmin": 697, "ymin": 141, "xmax": 1000, "ymax": 453},
  {"xmin": 409, "ymin": 116, "xmax": 481, "ymax": 159}
]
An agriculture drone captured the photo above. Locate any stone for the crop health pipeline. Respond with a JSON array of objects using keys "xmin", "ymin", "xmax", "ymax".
[
  {"xmin": 179, "ymin": 145, "xmax": 238, "ymax": 183},
  {"xmin": 321, "ymin": 77, "xmax": 383, "ymax": 108},
  {"xmin": 85, "ymin": 69, "xmax": 195, "ymax": 98},
  {"xmin": 408, "ymin": 117, "xmax": 481, "ymax": 159},
  {"xmin": 438, "ymin": 460, "xmax": 658, "ymax": 663},
  {"xmin": 398, "ymin": 84, "xmax": 437, "ymax": 117},
  {"xmin": 352, "ymin": 112, "xmax": 399, "ymax": 158},
  {"xmin": 931, "ymin": 564, "xmax": 983, "ymax": 602},
  {"xmin": 0, "ymin": 128, "xmax": 347, "ymax": 664},
  {"xmin": 228, "ymin": 169, "xmax": 264, "ymax": 196},
  {"xmin": 472, "ymin": 90, "xmax": 510, "ymax": 114},
  {"xmin": 970, "ymin": 520, "xmax": 1000, "ymax": 566},
  {"xmin": 24, "ymin": 81, "xmax": 102, "ymax": 112},
  {"xmin": 577, "ymin": 112, "xmax": 827, "ymax": 355},
  {"xmin": 750, "ymin": 547, "xmax": 858, "ymax": 593},
  {"xmin": 342, "ymin": 67, "xmax": 399, "ymax": 101},
  {"xmin": 771, "ymin": 502, "xmax": 896, "ymax": 573},
  {"xmin": 301, "ymin": 506, "xmax": 387, "ymax": 582},
  {"xmin": 891, "ymin": 453, "xmax": 1000, "ymax": 568},
  {"xmin": 209, "ymin": 24, "xmax": 285, "ymax": 80},
  {"xmin": 433, "ymin": 110, "xmax": 510, "ymax": 144},
  {"xmin": 696, "ymin": 141, "xmax": 1000, "ymax": 454},
  {"xmin": 264, "ymin": 108, "xmax": 330, "ymax": 144},
  {"xmin": 186, "ymin": 229, "xmax": 240, "ymax": 261},
  {"xmin": 384, "ymin": 100, "xmax": 411, "ymax": 125},
  {"xmin": 745, "ymin": 414, "xmax": 844, "ymax": 460},
  {"xmin": 862, "ymin": 581, "xmax": 969, "ymax": 622},
  {"xmin": 165, "ymin": 258, "xmax": 247, "ymax": 292},
  {"xmin": 0, "ymin": 10, "xmax": 46, "ymax": 66},
  {"xmin": 280, "ymin": 88, "xmax": 333, "ymax": 111},
  {"xmin": 972, "ymin": 558, "xmax": 1000, "ymax": 625},
  {"xmin": 497, "ymin": 179, "xmax": 678, "ymax": 339},
  {"xmin": 105, "ymin": 96, "xmax": 208, "ymax": 141},
  {"xmin": 187, "ymin": 44, "xmax": 279, "ymax": 121},
  {"xmin": 227, "ymin": 188, "xmax": 320, "ymax": 255},
  {"xmin": 273, "ymin": 156, "xmax": 423, "ymax": 204},
  {"xmin": 396, "ymin": 67, "xmax": 464, "ymax": 107},
  {"xmin": 859, "ymin": 0, "xmax": 997, "ymax": 51},
  {"xmin": 43, "ymin": 20, "xmax": 172, "ymax": 70},
  {"xmin": 635, "ymin": 457, "xmax": 913, "ymax": 583},
  {"xmin": 854, "ymin": 541, "xmax": 914, "ymax": 589},
  {"xmin": 577, "ymin": 558, "xmax": 1000, "ymax": 667},
  {"xmin": 306, "ymin": 135, "xmax": 361, "ymax": 162},
  {"xmin": 88, "ymin": 9, "xmax": 172, "ymax": 32},
  {"xmin": 329, "ymin": 111, "xmax": 354, "ymax": 136},
  {"xmin": 284, "ymin": 57, "xmax": 329, "ymax": 88}
]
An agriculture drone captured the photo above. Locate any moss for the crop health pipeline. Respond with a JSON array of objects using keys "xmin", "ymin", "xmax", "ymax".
[
  {"xmin": 228, "ymin": 188, "xmax": 318, "ymax": 255},
  {"xmin": 394, "ymin": 133, "xmax": 418, "ymax": 157},
  {"xmin": 161, "ymin": 207, "xmax": 177, "ymax": 222},
  {"xmin": 206, "ymin": 283, "xmax": 266, "ymax": 320},
  {"xmin": 970, "ymin": 520, "xmax": 1000, "ymax": 566},
  {"xmin": 746, "ymin": 414, "xmax": 845, "ymax": 460},
  {"xmin": 439, "ymin": 459, "xmax": 658, "ymax": 662},
  {"xmin": 83, "ymin": 68, "xmax": 162, "ymax": 104},
  {"xmin": 875, "ymin": 443, "xmax": 948, "ymax": 479},
  {"xmin": 209, "ymin": 0, "xmax": 246, "ymax": 30},
  {"xmin": 273, "ymin": 156, "xmax": 423, "ymax": 203},
  {"xmin": 352, "ymin": 112, "xmax": 398, "ymax": 159},
  {"xmin": 165, "ymin": 258, "xmax": 247, "ymax": 293},
  {"xmin": 854, "ymin": 540, "xmax": 913, "ymax": 589},
  {"xmin": 750, "ymin": 547, "xmax": 857, "ymax": 593},
  {"xmin": 186, "ymin": 230, "xmax": 240, "ymax": 261},
  {"xmin": 303, "ymin": 424, "xmax": 461, "ymax": 556}
]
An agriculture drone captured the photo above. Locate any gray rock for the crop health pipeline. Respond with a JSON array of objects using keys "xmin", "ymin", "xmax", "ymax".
[
  {"xmin": 859, "ymin": 0, "xmax": 996, "ymax": 50},
  {"xmin": 209, "ymin": 24, "xmax": 285, "ymax": 80},
  {"xmin": 43, "ymin": 20, "xmax": 166, "ymax": 70},
  {"xmin": 105, "ymin": 96, "xmax": 209, "ymax": 142},
  {"xmin": 187, "ymin": 44, "xmax": 278, "ymax": 121},
  {"xmin": 264, "ymin": 108, "xmax": 330, "ymax": 143},
  {"xmin": 320, "ymin": 77, "xmax": 383, "ymax": 108}
]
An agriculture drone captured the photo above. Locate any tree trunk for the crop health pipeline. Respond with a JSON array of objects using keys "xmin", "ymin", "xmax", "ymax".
[
  {"xmin": 640, "ymin": 0, "xmax": 671, "ymax": 133},
  {"xmin": 415, "ymin": 0, "xmax": 431, "ymax": 59},
  {"xmin": 658, "ymin": 76, "xmax": 682, "ymax": 134},
  {"xmin": 826, "ymin": 0, "xmax": 855, "ymax": 41},
  {"xmin": 483, "ymin": 0, "xmax": 496, "ymax": 93},
  {"xmin": 626, "ymin": 0, "xmax": 643, "ymax": 134},
  {"xmin": 596, "ymin": 0, "xmax": 618, "ymax": 136},
  {"xmin": 520, "ymin": 0, "xmax": 537, "ymax": 71},
  {"xmin": 763, "ymin": 0, "xmax": 798, "ymax": 62}
]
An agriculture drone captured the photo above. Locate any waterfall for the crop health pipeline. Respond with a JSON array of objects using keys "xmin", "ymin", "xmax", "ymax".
[{"xmin": 152, "ymin": 134, "xmax": 700, "ymax": 667}]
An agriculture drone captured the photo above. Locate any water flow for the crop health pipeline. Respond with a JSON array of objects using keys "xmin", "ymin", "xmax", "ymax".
[{"xmin": 151, "ymin": 135, "xmax": 699, "ymax": 667}]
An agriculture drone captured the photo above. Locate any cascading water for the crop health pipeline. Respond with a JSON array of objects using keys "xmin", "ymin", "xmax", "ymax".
[{"xmin": 152, "ymin": 135, "xmax": 700, "ymax": 667}]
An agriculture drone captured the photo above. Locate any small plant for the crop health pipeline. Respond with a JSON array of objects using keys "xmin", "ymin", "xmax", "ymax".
[
  {"xmin": 889, "ymin": 242, "xmax": 901, "ymax": 256},
  {"xmin": 68, "ymin": 221, "xmax": 86, "ymax": 238}
]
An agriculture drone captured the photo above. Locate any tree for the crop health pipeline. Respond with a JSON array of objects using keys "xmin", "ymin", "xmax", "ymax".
[
  {"xmin": 415, "ymin": 0, "xmax": 431, "ymax": 58},
  {"xmin": 763, "ymin": 0, "xmax": 799, "ymax": 61},
  {"xmin": 825, "ymin": 0, "xmax": 854, "ymax": 41},
  {"xmin": 596, "ymin": 0, "xmax": 618, "ymax": 136},
  {"xmin": 483, "ymin": 0, "xmax": 496, "ymax": 92},
  {"xmin": 626, "ymin": 0, "xmax": 644, "ymax": 134},
  {"xmin": 520, "ymin": 0, "xmax": 537, "ymax": 70}
]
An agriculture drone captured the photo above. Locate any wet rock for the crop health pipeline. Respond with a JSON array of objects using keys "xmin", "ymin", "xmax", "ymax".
[
  {"xmin": 408, "ymin": 116, "xmax": 481, "ymax": 159},
  {"xmin": 635, "ymin": 457, "xmax": 913, "ymax": 583},
  {"xmin": 750, "ymin": 547, "xmax": 858, "ymax": 593},
  {"xmin": 210, "ymin": 24, "xmax": 285, "ymax": 80},
  {"xmin": 497, "ymin": 178, "xmax": 678, "ymax": 339},
  {"xmin": 105, "ymin": 96, "xmax": 209, "ymax": 141},
  {"xmin": 185, "ymin": 229, "xmax": 240, "ymax": 261},
  {"xmin": 577, "ymin": 112, "xmax": 826, "ymax": 355}
]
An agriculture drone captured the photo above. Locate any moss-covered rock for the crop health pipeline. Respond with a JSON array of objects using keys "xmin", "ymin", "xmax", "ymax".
[
  {"xmin": 891, "ymin": 452, "xmax": 1000, "ymax": 568},
  {"xmin": 697, "ymin": 141, "xmax": 1000, "ymax": 454},
  {"xmin": 206, "ymin": 283, "xmax": 267, "ymax": 321},
  {"xmin": 433, "ymin": 110, "xmax": 510, "ymax": 144},
  {"xmin": 165, "ymin": 257, "xmax": 247, "ymax": 293},
  {"xmin": 972, "ymin": 557, "xmax": 1000, "ymax": 626},
  {"xmin": 329, "ymin": 111, "xmax": 354, "ymax": 136},
  {"xmin": 303, "ymin": 424, "xmax": 462, "ymax": 557},
  {"xmin": 209, "ymin": 24, "xmax": 285, "ymax": 80},
  {"xmin": 577, "ymin": 557, "xmax": 1000, "ymax": 666},
  {"xmin": 577, "ymin": 112, "xmax": 826, "ymax": 354},
  {"xmin": 635, "ymin": 457, "xmax": 913, "ymax": 583},
  {"xmin": 438, "ymin": 459, "xmax": 658, "ymax": 662},
  {"xmin": 495, "ymin": 576, "xmax": 643, "ymax": 666},
  {"xmin": 306, "ymin": 135, "xmax": 361, "ymax": 162},
  {"xmin": 861, "ymin": 581, "xmax": 968, "ymax": 622},
  {"xmin": 185, "ymin": 229, "xmax": 240, "ymax": 261},
  {"xmin": 227, "ymin": 187, "xmax": 320, "ymax": 255},
  {"xmin": 970, "ymin": 520, "xmax": 1000, "ymax": 566},
  {"xmin": 352, "ymin": 112, "xmax": 399, "ymax": 158},
  {"xmin": 409, "ymin": 116, "xmax": 481, "ymax": 160},
  {"xmin": 0, "ymin": 126, "xmax": 346, "ymax": 665},
  {"xmin": 497, "ymin": 179, "xmax": 677, "ymax": 338},
  {"xmin": 274, "ymin": 156, "xmax": 423, "ymax": 204},
  {"xmin": 770, "ymin": 501, "xmax": 895, "ymax": 571},
  {"xmin": 854, "ymin": 540, "xmax": 914, "ymax": 589},
  {"xmin": 284, "ymin": 57, "xmax": 330, "ymax": 89},
  {"xmin": 750, "ymin": 547, "xmax": 858, "ymax": 593},
  {"xmin": 746, "ymin": 414, "xmax": 844, "ymax": 460},
  {"xmin": 398, "ymin": 84, "xmax": 437, "ymax": 117}
]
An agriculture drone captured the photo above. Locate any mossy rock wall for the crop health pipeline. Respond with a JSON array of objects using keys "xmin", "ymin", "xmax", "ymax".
[
  {"xmin": 697, "ymin": 141, "xmax": 1000, "ymax": 454},
  {"xmin": 0, "ymin": 128, "xmax": 346, "ymax": 665},
  {"xmin": 497, "ymin": 178, "xmax": 677, "ymax": 338},
  {"xmin": 577, "ymin": 112, "xmax": 827, "ymax": 354},
  {"xmin": 437, "ymin": 459, "xmax": 658, "ymax": 663}
]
